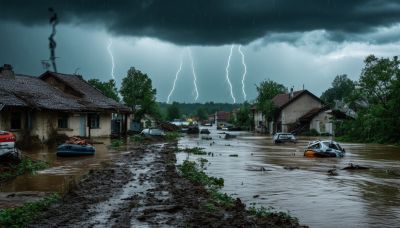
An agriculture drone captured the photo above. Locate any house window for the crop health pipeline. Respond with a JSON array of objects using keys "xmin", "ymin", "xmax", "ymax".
[
  {"xmin": 58, "ymin": 114, "xmax": 69, "ymax": 129},
  {"xmin": 89, "ymin": 114, "xmax": 100, "ymax": 129},
  {"xmin": 11, "ymin": 112, "xmax": 21, "ymax": 129}
]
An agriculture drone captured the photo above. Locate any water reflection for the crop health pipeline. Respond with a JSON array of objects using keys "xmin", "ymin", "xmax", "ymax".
[
  {"xmin": 0, "ymin": 138, "xmax": 124, "ymax": 194},
  {"xmin": 177, "ymin": 127, "xmax": 400, "ymax": 228}
]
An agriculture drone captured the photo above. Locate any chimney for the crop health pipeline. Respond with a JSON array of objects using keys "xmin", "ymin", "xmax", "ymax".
[{"xmin": 0, "ymin": 64, "xmax": 15, "ymax": 78}]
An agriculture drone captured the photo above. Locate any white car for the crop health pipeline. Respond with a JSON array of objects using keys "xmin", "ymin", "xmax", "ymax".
[
  {"xmin": 305, "ymin": 140, "xmax": 345, "ymax": 157},
  {"xmin": 273, "ymin": 133, "xmax": 296, "ymax": 144},
  {"xmin": 140, "ymin": 128, "xmax": 166, "ymax": 136}
]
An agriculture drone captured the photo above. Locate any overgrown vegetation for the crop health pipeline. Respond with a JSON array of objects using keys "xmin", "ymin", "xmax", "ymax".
[
  {"xmin": 178, "ymin": 160, "xmax": 233, "ymax": 211},
  {"xmin": 248, "ymin": 205, "xmax": 299, "ymax": 223},
  {"xmin": 178, "ymin": 160, "xmax": 224, "ymax": 188},
  {"xmin": 256, "ymin": 79, "xmax": 287, "ymax": 122},
  {"xmin": 130, "ymin": 134, "xmax": 144, "ymax": 142},
  {"xmin": 179, "ymin": 147, "xmax": 207, "ymax": 155},
  {"xmin": 324, "ymin": 55, "xmax": 400, "ymax": 144},
  {"xmin": 87, "ymin": 78, "xmax": 120, "ymax": 102},
  {"xmin": 111, "ymin": 138, "xmax": 124, "ymax": 147},
  {"xmin": 0, "ymin": 158, "xmax": 49, "ymax": 182},
  {"xmin": 164, "ymin": 132, "xmax": 181, "ymax": 141},
  {"xmin": 0, "ymin": 194, "xmax": 60, "ymax": 227},
  {"xmin": 178, "ymin": 160, "xmax": 299, "ymax": 223}
]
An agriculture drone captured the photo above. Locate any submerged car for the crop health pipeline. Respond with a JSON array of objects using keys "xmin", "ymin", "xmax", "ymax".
[
  {"xmin": 273, "ymin": 133, "xmax": 296, "ymax": 144},
  {"xmin": 304, "ymin": 140, "xmax": 345, "ymax": 158},
  {"xmin": 141, "ymin": 128, "xmax": 166, "ymax": 136}
]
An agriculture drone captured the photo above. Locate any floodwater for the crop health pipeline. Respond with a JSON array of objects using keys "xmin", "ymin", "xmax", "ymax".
[
  {"xmin": 1, "ymin": 129, "xmax": 399, "ymax": 227},
  {"xmin": 177, "ymin": 127, "xmax": 400, "ymax": 228},
  {"xmin": 0, "ymin": 138, "xmax": 130, "ymax": 207}
]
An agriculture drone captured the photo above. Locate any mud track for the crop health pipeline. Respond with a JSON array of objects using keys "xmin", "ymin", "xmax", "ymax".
[{"xmin": 29, "ymin": 143, "xmax": 304, "ymax": 227}]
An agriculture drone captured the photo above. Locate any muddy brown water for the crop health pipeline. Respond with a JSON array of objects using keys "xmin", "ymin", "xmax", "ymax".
[
  {"xmin": 0, "ymin": 138, "xmax": 131, "ymax": 207},
  {"xmin": 177, "ymin": 127, "xmax": 400, "ymax": 228},
  {"xmin": 0, "ymin": 130, "xmax": 399, "ymax": 227}
]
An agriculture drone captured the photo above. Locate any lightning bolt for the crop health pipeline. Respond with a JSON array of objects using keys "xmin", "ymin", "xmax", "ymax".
[
  {"xmin": 107, "ymin": 39, "xmax": 115, "ymax": 80},
  {"xmin": 238, "ymin": 45, "xmax": 247, "ymax": 101},
  {"xmin": 225, "ymin": 45, "xmax": 236, "ymax": 103},
  {"xmin": 188, "ymin": 48, "xmax": 199, "ymax": 101},
  {"xmin": 167, "ymin": 54, "xmax": 183, "ymax": 104}
]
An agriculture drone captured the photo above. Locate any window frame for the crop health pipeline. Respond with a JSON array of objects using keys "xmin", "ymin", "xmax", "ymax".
[{"xmin": 57, "ymin": 113, "xmax": 69, "ymax": 129}]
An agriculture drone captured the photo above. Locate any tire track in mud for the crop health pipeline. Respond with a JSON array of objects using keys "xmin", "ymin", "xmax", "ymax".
[
  {"xmin": 29, "ymin": 144, "xmax": 184, "ymax": 227},
  {"xmin": 29, "ymin": 142, "xmax": 305, "ymax": 228}
]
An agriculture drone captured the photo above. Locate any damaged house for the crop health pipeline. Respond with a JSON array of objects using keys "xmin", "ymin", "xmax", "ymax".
[
  {"xmin": 0, "ymin": 64, "xmax": 131, "ymax": 141},
  {"xmin": 254, "ymin": 89, "xmax": 334, "ymax": 135}
]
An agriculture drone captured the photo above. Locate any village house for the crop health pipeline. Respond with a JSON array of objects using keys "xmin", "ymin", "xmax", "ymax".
[
  {"xmin": 0, "ymin": 64, "xmax": 131, "ymax": 142},
  {"xmin": 254, "ymin": 89, "xmax": 334, "ymax": 135}
]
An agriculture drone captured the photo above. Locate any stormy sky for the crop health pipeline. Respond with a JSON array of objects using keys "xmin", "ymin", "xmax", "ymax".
[{"xmin": 1, "ymin": 0, "xmax": 400, "ymax": 103}]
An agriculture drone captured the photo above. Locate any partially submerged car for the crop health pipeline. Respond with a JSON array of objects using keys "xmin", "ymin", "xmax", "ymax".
[
  {"xmin": 0, "ymin": 130, "xmax": 16, "ymax": 156},
  {"xmin": 141, "ymin": 128, "xmax": 166, "ymax": 136},
  {"xmin": 304, "ymin": 140, "xmax": 345, "ymax": 158},
  {"xmin": 273, "ymin": 133, "xmax": 296, "ymax": 144}
]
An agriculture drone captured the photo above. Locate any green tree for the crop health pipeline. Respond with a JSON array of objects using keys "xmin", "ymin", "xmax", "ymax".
[
  {"xmin": 235, "ymin": 103, "xmax": 252, "ymax": 129},
  {"xmin": 320, "ymin": 74, "xmax": 355, "ymax": 107},
  {"xmin": 88, "ymin": 79, "xmax": 120, "ymax": 102},
  {"xmin": 167, "ymin": 102, "xmax": 181, "ymax": 121},
  {"xmin": 120, "ymin": 67, "xmax": 158, "ymax": 121},
  {"xmin": 339, "ymin": 55, "xmax": 400, "ymax": 143},
  {"xmin": 196, "ymin": 107, "xmax": 208, "ymax": 121},
  {"xmin": 256, "ymin": 79, "xmax": 287, "ymax": 121}
]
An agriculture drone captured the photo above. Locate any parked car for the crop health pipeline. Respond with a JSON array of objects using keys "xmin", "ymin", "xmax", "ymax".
[
  {"xmin": 0, "ymin": 130, "xmax": 16, "ymax": 156},
  {"xmin": 141, "ymin": 128, "xmax": 166, "ymax": 136},
  {"xmin": 273, "ymin": 133, "xmax": 296, "ymax": 144}
]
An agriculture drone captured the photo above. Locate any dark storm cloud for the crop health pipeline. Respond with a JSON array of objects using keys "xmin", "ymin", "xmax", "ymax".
[{"xmin": 1, "ymin": 0, "xmax": 400, "ymax": 45}]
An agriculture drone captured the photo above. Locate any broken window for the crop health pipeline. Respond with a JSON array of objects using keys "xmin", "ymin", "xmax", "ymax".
[
  {"xmin": 10, "ymin": 112, "xmax": 21, "ymax": 129},
  {"xmin": 58, "ymin": 114, "xmax": 69, "ymax": 128},
  {"xmin": 89, "ymin": 114, "xmax": 100, "ymax": 128}
]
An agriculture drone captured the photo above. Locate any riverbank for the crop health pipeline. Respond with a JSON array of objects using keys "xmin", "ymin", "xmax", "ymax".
[{"xmin": 26, "ymin": 142, "xmax": 305, "ymax": 227}]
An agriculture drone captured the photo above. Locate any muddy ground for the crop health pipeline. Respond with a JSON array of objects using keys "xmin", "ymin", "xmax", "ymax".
[{"xmin": 29, "ymin": 142, "xmax": 305, "ymax": 227}]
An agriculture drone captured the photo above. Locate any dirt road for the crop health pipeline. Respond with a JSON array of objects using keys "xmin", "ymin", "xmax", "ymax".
[{"xmin": 29, "ymin": 142, "xmax": 304, "ymax": 227}]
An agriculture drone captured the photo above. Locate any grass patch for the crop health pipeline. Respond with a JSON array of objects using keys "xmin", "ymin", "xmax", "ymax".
[
  {"xmin": 111, "ymin": 139, "xmax": 124, "ymax": 147},
  {"xmin": 0, "ymin": 194, "xmax": 60, "ymax": 227},
  {"xmin": 179, "ymin": 159, "xmax": 301, "ymax": 225},
  {"xmin": 179, "ymin": 147, "xmax": 207, "ymax": 155},
  {"xmin": 248, "ymin": 205, "xmax": 299, "ymax": 223},
  {"xmin": 165, "ymin": 132, "xmax": 181, "ymax": 141},
  {"xmin": 130, "ymin": 135, "xmax": 145, "ymax": 142},
  {"xmin": 0, "ymin": 158, "xmax": 49, "ymax": 182},
  {"xmin": 178, "ymin": 160, "xmax": 223, "ymax": 188}
]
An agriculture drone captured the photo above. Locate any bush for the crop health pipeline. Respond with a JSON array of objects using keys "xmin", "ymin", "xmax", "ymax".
[
  {"xmin": 111, "ymin": 139, "xmax": 124, "ymax": 147},
  {"xmin": 165, "ymin": 132, "xmax": 181, "ymax": 141},
  {"xmin": 178, "ymin": 160, "xmax": 223, "ymax": 189},
  {"xmin": 0, "ymin": 194, "xmax": 60, "ymax": 227},
  {"xmin": 0, "ymin": 158, "xmax": 49, "ymax": 182}
]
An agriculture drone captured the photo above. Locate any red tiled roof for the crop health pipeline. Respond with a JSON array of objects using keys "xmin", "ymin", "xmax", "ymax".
[
  {"xmin": 271, "ymin": 90, "xmax": 322, "ymax": 110},
  {"xmin": 272, "ymin": 90, "xmax": 305, "ymax": 108}
]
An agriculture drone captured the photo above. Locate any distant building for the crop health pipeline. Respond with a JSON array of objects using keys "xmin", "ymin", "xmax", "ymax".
[
  {"xmin": 0, "ymin": 64, "xmax": 131, "ymax": 141},
  {"xmin": 215, "ymin": 111, "xmax": 230, "ymax": 124}
]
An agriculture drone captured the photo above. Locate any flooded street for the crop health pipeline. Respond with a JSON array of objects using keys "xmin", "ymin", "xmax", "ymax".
[
  {"xmin": 177, "ymin": 127, "xmax": 400, "ymax": 228},
  {"xmin": 0, "ymin": 138, "xmax": 129, "ymax": 207}
]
